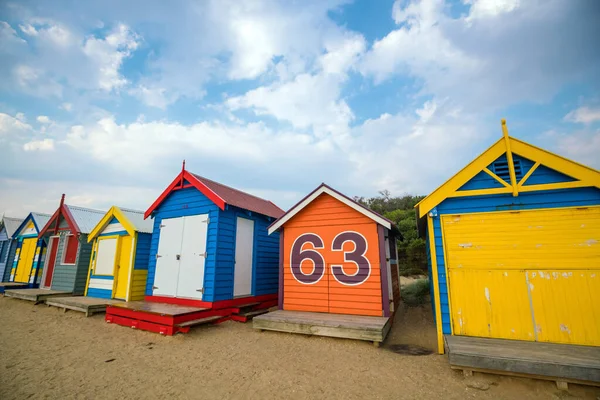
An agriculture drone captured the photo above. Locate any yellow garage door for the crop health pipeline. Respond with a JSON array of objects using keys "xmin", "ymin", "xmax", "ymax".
[{"xmin": 442, "ymin": 206, "xmax": 600, "ymax": 346}]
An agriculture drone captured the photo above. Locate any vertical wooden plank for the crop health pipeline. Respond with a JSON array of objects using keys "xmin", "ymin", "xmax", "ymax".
[
  {"xmin": 377, "ymin": 225, "xmax": 390, "ymax": 317},
  {"xmin": 428, "ymin": 215, "xmax": 445, "ymax": 354},
  {"xmin": 278, "ymin": 229, "xmax": 284, "ymax": 310}
]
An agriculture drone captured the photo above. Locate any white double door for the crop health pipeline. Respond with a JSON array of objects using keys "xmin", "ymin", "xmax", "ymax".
[{"xmin": 153, "ymin": 215, "xmax": 208, "ymax": 299}]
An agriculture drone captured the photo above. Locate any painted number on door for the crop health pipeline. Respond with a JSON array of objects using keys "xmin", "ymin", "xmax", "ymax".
[{"xmin": 290, "ymin": 231, "xmax": 370, "ymax": 286}]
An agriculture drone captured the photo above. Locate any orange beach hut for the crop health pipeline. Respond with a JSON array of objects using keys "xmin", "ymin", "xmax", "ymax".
[{"xmin": 268, "ymin": 183, "xmax": 402, "ymax": 317}]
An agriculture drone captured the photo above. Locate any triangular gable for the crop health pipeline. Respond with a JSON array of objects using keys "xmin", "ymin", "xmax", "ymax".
[
  {"xmin": 416, "ymin": 123, "xmax": 600, "ymax": 218},
  {"xmin": 268, "ymin": 183, "xmax": 393, "ymax": 235},
  {"xmin": 3, "ymin": 216, "xmax": 25, "ymax": 239},
  {"xmin": 145, "ymin": 170, "xmax": 228, "ymax": 219},
  {"xmin": 88, "ymin": 206, "xmax": 137, "ymax": 241},
  {"xmin": 39, "ymin": 197, "xmax": 81, "ymax": 237},
  {"xmin": 13, "ymin": 213, "xmax": 43, "ymax": 238}
]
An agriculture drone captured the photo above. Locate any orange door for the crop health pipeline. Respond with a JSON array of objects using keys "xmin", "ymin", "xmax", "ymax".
[{"xmin": 282, "ymin": 193, "xmax": 383, "ymax": 316}]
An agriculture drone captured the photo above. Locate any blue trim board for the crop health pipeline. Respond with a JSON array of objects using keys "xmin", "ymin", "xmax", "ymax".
[
  {"xmin": 89, "ymin": 274, "xmax": 114, "ymax": 280},
  {"xmin": 99, "ymin": 230, "xmax": 128, "ymax": 237},
  {"xmin": 86, "ymin": 288, "xmax": 112, "ymax": 299}
]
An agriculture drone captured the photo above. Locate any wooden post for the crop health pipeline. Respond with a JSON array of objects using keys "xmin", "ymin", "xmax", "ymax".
[
  {"xmin": 428, "ymin": 215, "xmax": 445, "ymax": 354},
  {"xmin": 501, "ymin": 119, "xmax": 519, "ymax": 197}
]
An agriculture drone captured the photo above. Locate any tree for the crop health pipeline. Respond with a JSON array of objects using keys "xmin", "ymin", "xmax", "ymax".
[{"xmin": 355, "ymin": 192, "xmax": 427, "ymax": 274}]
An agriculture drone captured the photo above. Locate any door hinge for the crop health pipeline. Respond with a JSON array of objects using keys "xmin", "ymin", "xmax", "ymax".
[
  {"xmin": 160, "ymin": 224, "xmax": 166, "ymax": 228},
  {"xmin": 156, "ymin": 254, "xmax": 162, "ymax": 259},
  {"xmin": 196, "ymin": 288, "xmax": 204, "ymax": 293},
  {"xmin": 202, "ymin": 218, "xmax": 210, "ymax": 224},
  {"xmin": 200, "ymin": 252, "xmax": 207, "ymax": 258},
  {"xmin": 153, "ymin": 286, "xmax": 158, "ymax": 289}
]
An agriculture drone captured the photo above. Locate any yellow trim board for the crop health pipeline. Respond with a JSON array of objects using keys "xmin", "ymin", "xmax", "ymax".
[
  {"xmin": 416, "ymin": 120, "xmax": 600, "ymax": 218},
  {"xmin": 88, "ymin": 206, "xmax": 136, "ymax": 241},
  {"xmin": 428, "ymin": 215, "xmax": 445, "ymax": 355}
]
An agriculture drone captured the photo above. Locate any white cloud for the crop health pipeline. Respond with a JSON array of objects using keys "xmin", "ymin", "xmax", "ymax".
[
  {"xmin": 23, "ymin": 138, "xmax": 54, "ymax": 151},
  {"xmin": 465, "ymin": 0, "xmax": 520, "ymax": 21},
  {"xmin": 564, "ymin": 106, "xmax": 600, "ymax": 124},
  {"xmin": 361, "ymin": 0, "xmax": 600, "ymax": 111},
  {"xmin": 1, "ymin": 21, "xmax": 26, "ymax": 51},
  {"xmin": 36, "ymin": 115, "xmax": 52, "ymax": 124},
  {"xmin": 130, "ymin": 85, "xmax": 173, "ymax": 110},
  {"xmin": 543, "ymin": 129, "xmax": 600, "ymax": 169},
  {"xmin": 226, "ymin": 33, "xmax": 365, "ymax": 137},
  {"xmin": 60, "ymin": 102, "xmax": 73, "ymax": 111},
  {"xmin": 0, "ymin": 112, "xmax": 33, "ymax": 135},
  {"xmin": 13, "ymin": 64, "xmax": 63, "ymax": 97},
  {"xmin": 82, "ymin": 24, "xmax": 140, "ymax": 91},
  {"xmin": 227, "ymin": 73, "xmax": 354, "ymax": 137}
]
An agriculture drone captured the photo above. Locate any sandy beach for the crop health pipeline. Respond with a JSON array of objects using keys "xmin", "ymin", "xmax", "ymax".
[{"xmin": 0, "ymin": 296, "xmax": 598, "ymax": 399}]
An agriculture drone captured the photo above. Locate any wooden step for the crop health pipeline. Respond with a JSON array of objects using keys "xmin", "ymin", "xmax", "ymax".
[
  {"xmin": 175, "ymin": 315, "xmax": 223, "ymax": 328},
  {"xmin": 232, "ymin": 302, "xmax": 260, "ymax": 311},
  {"xmin": 240, "ymin": 309, "xmax": 269, "ymax": 318}
]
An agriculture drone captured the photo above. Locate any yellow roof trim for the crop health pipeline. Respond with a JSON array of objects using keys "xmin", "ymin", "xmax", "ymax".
[
  {"xmin": 509, "ymin": 137, "xmax": 600, "ymax": 185},
  {"xmin": 416, "ymin": 128, "xmax": 600, "ymax": 219},
  {"xmin": 87, "ymin": 206, "xmax": 136, "ymax": 242},
  {"xmin": 416, "ymin": 138, "xmax": 505, "ymax": 218}
]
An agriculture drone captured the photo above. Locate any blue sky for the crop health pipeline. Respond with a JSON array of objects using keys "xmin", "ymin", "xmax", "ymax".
[{"xmin": 1, "ymin": 0, "xmax": 599, "ymax": 217}]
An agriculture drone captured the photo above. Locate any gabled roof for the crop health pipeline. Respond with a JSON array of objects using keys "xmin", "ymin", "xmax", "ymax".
[
  {"xmin": 39, "ymin": 195, "xmax": 106, "ymax": 237},
  {"xmin": 88, "ymin": 206, "xmax": 154, "ymax": 241},
  {"xmin": 31, "ymin": 212, "xmax": 51, "ymax": 232},
  {"xmin": 11, "ymin": 212, "xmax": 51, "ymax": 238},
  {"xmin": 1, "ymin": 216, "xmax": 25, "ymax": 239},
  {"xmin": 268, "ymin": 183, "xmax": 396, "ymax": 235},
  {"xmin": 67, "ymin": 205, "xmax": 108, "ymax": 234},
  {"xmin": 144, "ymin": 168, "xmax": 285, "ymax": 219},
  {"xmin": 415, "ymin": 120, "xmax": 600, "ymax": 218}
]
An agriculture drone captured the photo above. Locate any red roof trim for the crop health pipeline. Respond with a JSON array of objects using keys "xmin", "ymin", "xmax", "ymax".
[
  {"xmin": 38, "ymin": 205, "xmax": 80, "ymax": 237},
  {"xmin": 144, "ymin": 170, "xmax": 227, "ymax": 219}
]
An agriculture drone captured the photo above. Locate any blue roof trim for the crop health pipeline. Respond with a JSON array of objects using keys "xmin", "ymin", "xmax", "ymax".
[{"xmin": 13, "ymin": 213, "xmax": 37, "ymax": 237}]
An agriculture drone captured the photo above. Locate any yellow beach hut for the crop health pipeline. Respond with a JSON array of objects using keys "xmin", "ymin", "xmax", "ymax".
[{"xmin": 84, "ymin": 206, "xmax": 153, "ymax": 301}]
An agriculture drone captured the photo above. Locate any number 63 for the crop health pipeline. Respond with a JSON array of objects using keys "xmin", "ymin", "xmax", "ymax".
[{"xmin": 290, "ymin": 231, "xmax": 371, "ymax": 286}]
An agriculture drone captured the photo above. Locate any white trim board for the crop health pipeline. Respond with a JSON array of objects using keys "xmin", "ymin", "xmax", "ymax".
[{"xmin": 268, "ymin": 185, "xmax": 391, "ymax": 235}]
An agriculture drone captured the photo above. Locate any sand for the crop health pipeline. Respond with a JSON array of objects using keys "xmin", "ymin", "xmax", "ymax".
[{"xmin": 1, "ymin": 297, "xmax": 598, "ymax": 400}]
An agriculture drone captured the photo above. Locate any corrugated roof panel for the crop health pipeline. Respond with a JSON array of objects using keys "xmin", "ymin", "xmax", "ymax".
[
  {"xmin": 191, "ymin": 173, "xmax": 285, "ymax": 219},
  {"xmin": 66, "ymin": 205, "xmax": 107, "ymax": 234},
  {"xmin": 118, "ymin": 207, "xmax": 154, "ymax": 233},
  {"xmin": 31, "ymin": 212, "xmax": 52, "ymax": 233},
  {"xmin": 2, "ymin": 216, "xmax": 25, "ymax": 239}
]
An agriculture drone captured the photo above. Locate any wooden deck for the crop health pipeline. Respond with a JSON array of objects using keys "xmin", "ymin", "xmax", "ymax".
[
  {"xmin": 0, "ymin": 282, "xmax": 29, "ymax": 293},
  {"xmin": 4, "ymin": 288, "xmax": 73, "ymax": 304},
  {"xmin": 105, "ymin": 301, "xmax": 229, "ymax": 335},
  {"xmin": 253, "ymin": 310, "xmax": 391, "ymax": 345},
  {"xmin": 445, "ymin": 335, "xmax": 600, "ymax": 388},
  {"xmin": 109, "ymin": 301, "xmax": 209, "ymax": 316},
  {"xmin": 45, "ymin": 296, "xmax": 123, "ymax": 317}
]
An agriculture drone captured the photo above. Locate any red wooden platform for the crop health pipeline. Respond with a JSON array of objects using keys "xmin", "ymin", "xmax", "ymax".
[{"xmin": 105, "ymin": 294, "xmax": 277, "ymax": 335}]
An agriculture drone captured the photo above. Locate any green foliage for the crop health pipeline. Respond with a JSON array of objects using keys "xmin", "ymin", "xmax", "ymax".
[
  {"xmin": 401, "ymin": 278, "xmax": 431, "ymax": 306},
  {"xmin": 354, "ymin": 191, "xmax": 427, "ymax": 273}
]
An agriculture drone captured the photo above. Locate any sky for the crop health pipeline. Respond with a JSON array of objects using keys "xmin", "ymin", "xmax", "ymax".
[{"xmin": 1, "ymin": 0, "xmax": 599, "ymax": 217}]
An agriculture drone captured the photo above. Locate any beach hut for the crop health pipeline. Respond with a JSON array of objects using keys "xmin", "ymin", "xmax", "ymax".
[
  {"xmin": 105, "ymin": 166, "xmax": 285, "ymax": 335},
  {"xmin": 45, "ymin": 206, "xmax": 153, "ymax": 316},
  {"xmin": 85, "ymin": 206, "xmax": 153, "ymax": 301},
  {"xmin": 0, "ymin": 216, "xmax": 24, "ymax": 290},
  {"xmin": 2, "ymin": 213, "xmax": 51, "ymax": 293},
  {"xmin": 253, "ymin": 183, "xmax": 402, "ymax": 346},
  {"xmin": 4, "ymin": 195, "xmax": 105, "ymax": 303},
  {"xmin": 414, "ymin": 120, "xmax": 600, "ymax": 385}
]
